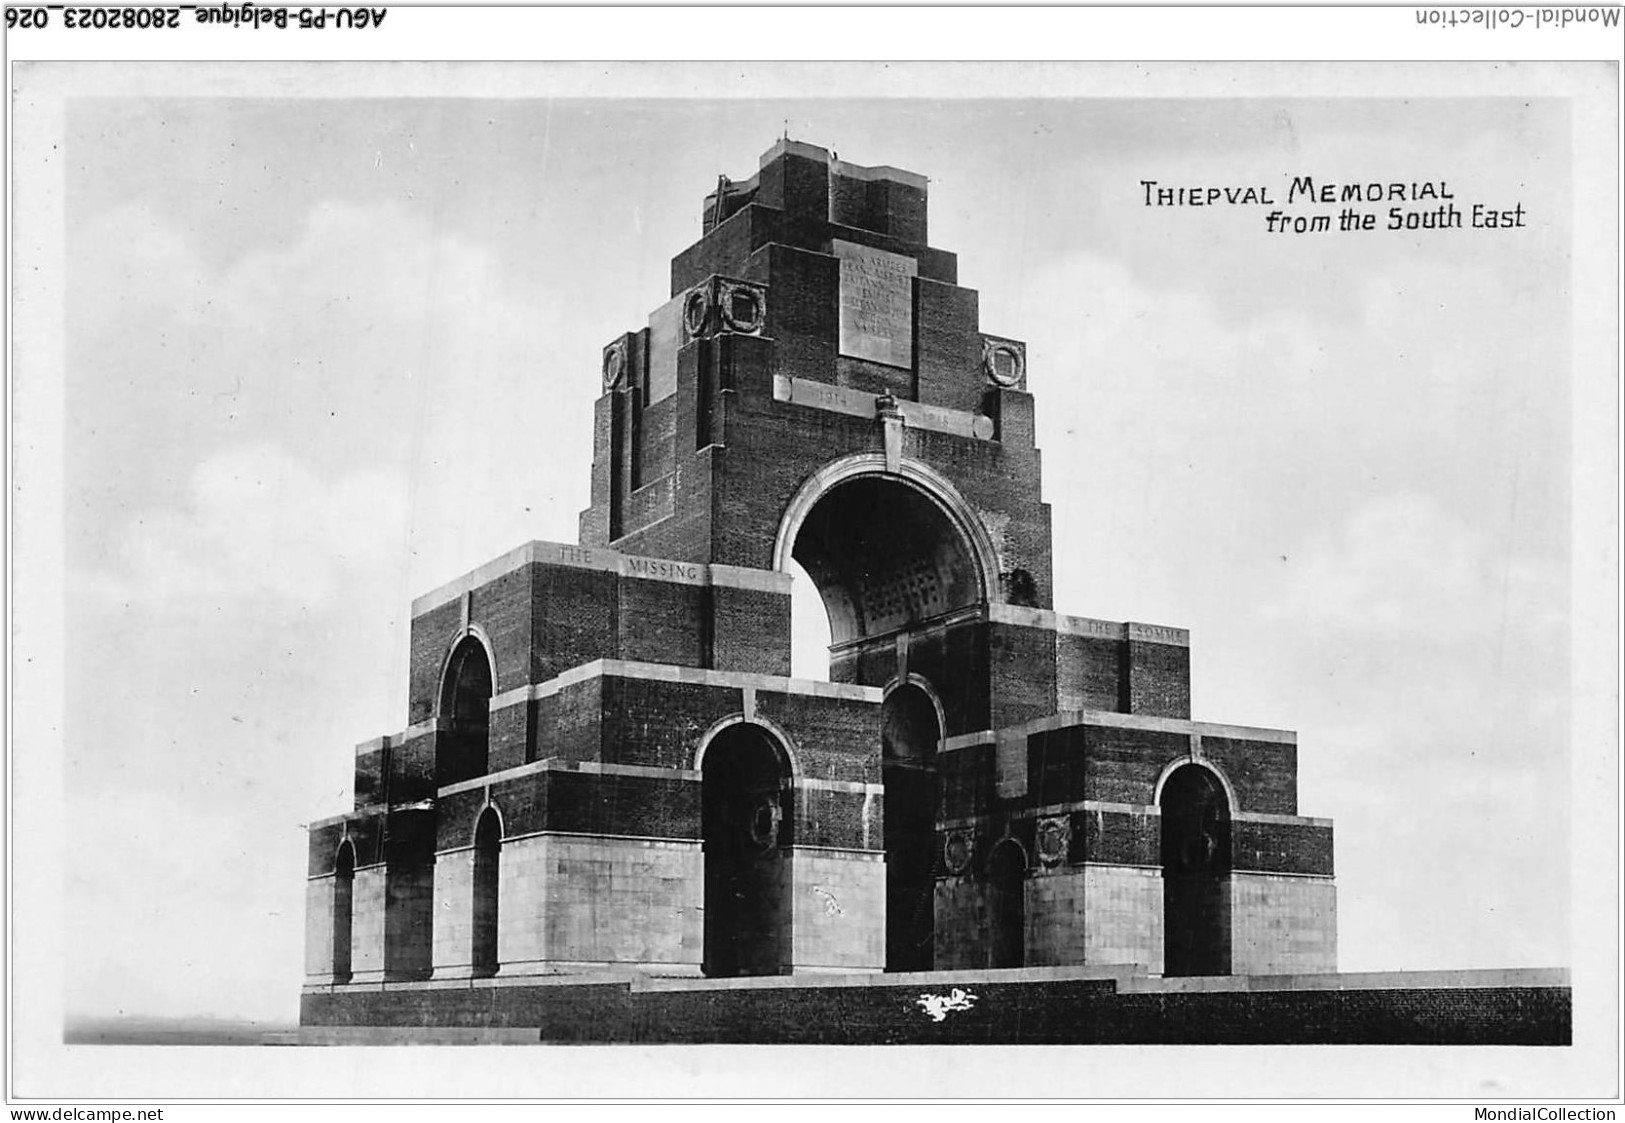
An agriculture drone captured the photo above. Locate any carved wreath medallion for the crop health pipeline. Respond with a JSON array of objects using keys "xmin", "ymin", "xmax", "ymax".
[{"xmin": 1035, "ymin": 815, "xmax": 1071, "ymax": 867}]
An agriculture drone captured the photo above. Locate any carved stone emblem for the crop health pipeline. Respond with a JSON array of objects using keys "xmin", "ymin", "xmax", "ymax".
[
  {"xmin": 602, "ymin": 337, "xmax": 628, "ymax": 391},
  {"xmin": 682, "ymin": 285, "xmax": 713, "ymax": 340},
  {"xmin": 943, "ymin": 830, "xmax": 974, "ymax": 875},
  {"xmin": 683, "ymin": 276, "xmax": 768, "ymax": 341},
  {"xmin": 718, "ymin": 278, "xmax": 766, "ymax": 334},
  {"xmin": 744, "ymin": 795, "xmax": 782, "ymax": 851},
  {"xmin": 1036, "ymin": 815, "xmax": 1070, "ymax": 867},
  {"xmin": 982, "ymin": 335, "xmax": 1027, "ymax": 390}
]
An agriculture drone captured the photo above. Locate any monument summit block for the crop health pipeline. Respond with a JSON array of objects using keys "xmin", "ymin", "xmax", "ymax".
[{"xmin": 301, "ymin": 139, "xmax": 1358, "ymax": 1028}]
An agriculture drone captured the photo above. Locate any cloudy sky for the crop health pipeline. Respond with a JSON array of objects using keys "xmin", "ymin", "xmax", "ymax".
[{"xmin": 16, "ymin": 65, "xmax": 1605, "ymax": 1043}]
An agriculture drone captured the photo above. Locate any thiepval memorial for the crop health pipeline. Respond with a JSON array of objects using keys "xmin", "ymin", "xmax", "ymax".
[{"xmin": 299, "ymin": 141, "xmax": 1566, "ymax": 1044}]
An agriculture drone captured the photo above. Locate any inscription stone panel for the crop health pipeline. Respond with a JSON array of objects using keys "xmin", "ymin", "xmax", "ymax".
[
  {"xmin": 834, "ymin": 239, "xmax": 916, "ymax": 369},
  {"xmin": 647, "ymin": 295, "xmax": 683, "ymax": 404}
]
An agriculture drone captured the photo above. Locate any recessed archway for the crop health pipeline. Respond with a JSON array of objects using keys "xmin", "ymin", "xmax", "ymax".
[
  {"xmin": 471, "ymin": 806, "xmax": 501, "ymax": 977},
  {"xmin": 438, "ymin": 635, "xmax": 493, "ymax": 786},
  {"xmin": 701, "ymin": 721, "xmax": 794, "ymax": 978},
  {"xmin": 1159, "ymin": 762, "xmax": 1232, "ymax": 977},
  {"xmin": 882, "ymin": 681, "xmax": 941, "ymax": 972},
  {"xmin": 987, "ymin": 839, "xmax": 1027, "ymax": 969},
  {"xmin": 332, "ymin": 840, "xmax": 355, "ymax": 983}
]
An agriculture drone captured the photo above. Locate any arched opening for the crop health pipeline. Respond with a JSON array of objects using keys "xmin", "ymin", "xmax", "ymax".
[
  {"xmin": 471, "ymin": 807, "xmax": 501, "ymax": 977},
  {"xmin": 701, "ymin": 723, "xmax": 793, "ymax": 978},
  {"xmin": 1159, "ymin": 763, "xmax": 1232, "ymax": 977},
  {"xmin": 438, "ymin": 636, "xmax": 493, "ymax": 786},
  {"xmin": 882, "ymin": 683, "xmax": 941, "ymax": 972},
  {"xmin": 787, "ymin": 475, "xmax": 984, "ymax": 654},
  {"xmin": 332, "ymin": 840, "xmax": 355, "ymax": 983},
  {"xmin": 987, "ymin": 839, "xmax": 1026, "ymax": 969}
]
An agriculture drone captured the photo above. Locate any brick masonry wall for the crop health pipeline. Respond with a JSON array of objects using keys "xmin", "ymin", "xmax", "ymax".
[
  {"xmin": 388, "ymin": 730, "xmax": 438, "ymax": 805},
  {"xmin": 307, "ymin": 822, "xmax": 347, "ymax": 877},
  {"xmin": 1075, "ymin": 807, "xmax": 1160, "ymax": 867},
  {"xmin": 940, "ymin": 742, "xmax": 995, "ymax": 822},
  {"xmin": 672, "ymin": 204, "xmax": 767, "ymax": 294},
  {"xmin": 384, "ymin": 809, "xmax": 437, "ymax": 865},
  {"xmin": 1084, "ymin": 726, "xmax": 1191, "ymax": 806},
  {"xmin": 1230, "ymin": 873, "xmax": 1337, "ymax": 975},
  {"xmin": 354, "ymin": 748, "xmax": 386, "ymax": 807},
  {"xmin": 438, "ymin": 767, "xmax": 705, "ymax": 846},
  {"xmin": 1233, "ymin": 818, "xmax": 1333, "ymax": 876},
  {"xmin": 915, "ymin": 278, "xmax": 983, "ymax": 414},
  {"xmin": 712, "ymin": 585, "xmax": 791, "ymax": 675},
  {"xmin": 301, "ymin": 973, "xmax": 1571, "ymax": 1045},
  {"xmin": 755, "ymin": 243, "xmax": 838, "ymax": 387},
  {"xmin": 407, "ymin": 601, "xmax": 461, "ymax": 725},
  {"xmin": 1203, "ymin": 737, "xmax": 1298, "ymax": 815},
  {"xmin": 489, "ymin": 703, "xmax": 529, "ymax": 773},
  {"xmin": 531, "ymin": 566, "xmax": 619, "ymax": 682},
  {"xmin": 1055, "ymin": 634, "xmax": 1124, "ymax": 712},
  {"xmin": 1027, "ymin": 726, "xmax": 1089, "ymax": 807},
  {"xmin": 1127, "ymin": 640, "xmax": 1190, "ymax": 718},
  {"xmin": 587, "ymin": 197, "xmax": 1060, "ymax": 606},
  {"xmin": 435, "ymin": 787, "xmax": 490, "ymax": 852},
  {"xmin": 640, "ymin": 396, "xmax": 677, "ymax": 485},
  {"xmin": 789, "ymin": 848, "xmax": 885, "ymax": 971},
  {"xmin": 617, "ymin": 577, "xmax": 705, "ymax": 667},
  {"xmin": 579, "ymin": 397, "xmax": 614, "ymax": 547},
  {"xmin": 602, "ymin": 677, "xmax": 741, "ymax": 770},
  {"xmin": 795, "ymin": 785, "xmax": 881, "ymax": 851},
  {"xmin": 755, "ymin": 691, "xmax": 882, "ymax": 783},
  {"xmin": 988, "ymin": 621, "xmax": 1058, "ymax": 729},
  {"xmin": 895, "ymin": 621, "xmax": 991, "ymax": 736},
  {"xmin": 480, "ymin": 568, "xmax": 540, "ymax": 695},
  {"xmin": 545, "ymin": 770, "xmax": 701, "ymax": 839},
  {"xmin": 536, "ymin": 677, "xmax": 604, "ymax": 764}
]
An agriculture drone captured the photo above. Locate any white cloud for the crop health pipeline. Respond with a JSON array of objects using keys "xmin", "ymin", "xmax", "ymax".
[
  {"xmin": 71, "ymin": 197, "xmax": 594, "ymax": 590},
  {"xmin": 82, "ymin": 443, "xmax": 410, "ymax": 613}
]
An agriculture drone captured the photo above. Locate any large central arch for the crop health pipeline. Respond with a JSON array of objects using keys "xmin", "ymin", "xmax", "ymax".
[{"xmin": 773, "ymin": 454, "xmax": 1001, "ymax": 647}]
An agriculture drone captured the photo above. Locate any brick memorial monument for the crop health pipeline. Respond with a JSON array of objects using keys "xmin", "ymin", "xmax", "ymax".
[{"xmin": 297, "ymin": 141, "xmax": 1566, "ymax": 1045}]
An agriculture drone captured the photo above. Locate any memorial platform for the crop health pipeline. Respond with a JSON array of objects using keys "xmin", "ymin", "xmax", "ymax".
[{"xmin": 297, "ymin": 965, "xmax": 1570, "ymax": 1046}]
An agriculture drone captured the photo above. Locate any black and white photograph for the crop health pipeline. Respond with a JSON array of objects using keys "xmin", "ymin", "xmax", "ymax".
[{"xmin": 6, "ymin": 12, "xmax": 1621, "ymax": 1107}]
